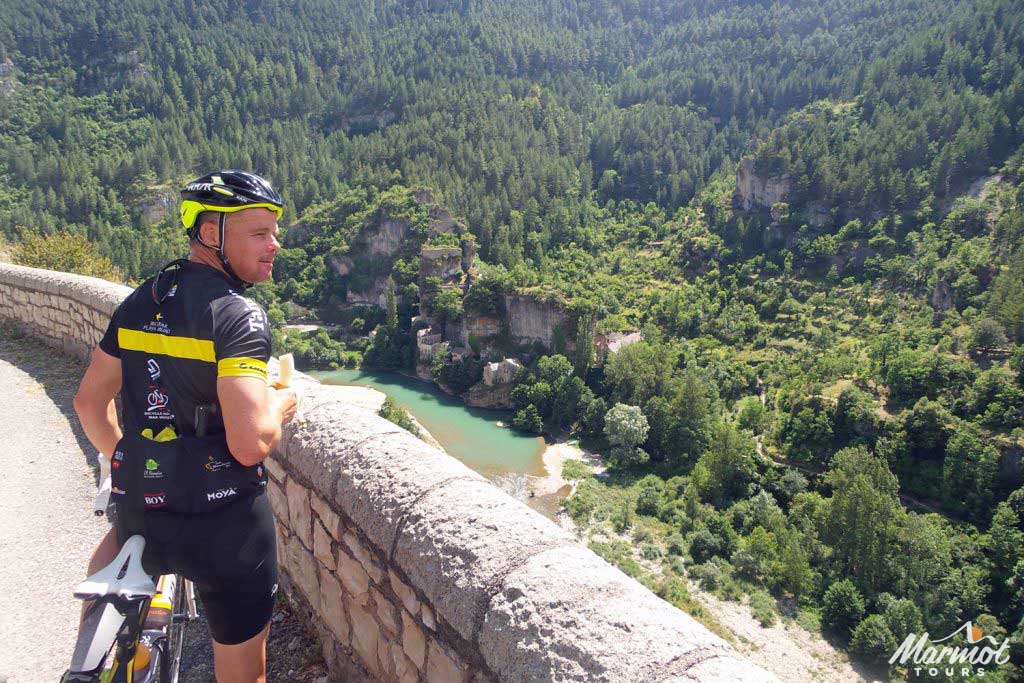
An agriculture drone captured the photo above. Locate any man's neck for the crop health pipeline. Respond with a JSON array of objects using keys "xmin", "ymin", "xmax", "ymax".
[
  {"xmin": 190, "ymin": 246, "xmax": 228, "ymax": 274},
  {"xmin": 188, "ymin": 247, "xmax": 230, "ymax": 279}
]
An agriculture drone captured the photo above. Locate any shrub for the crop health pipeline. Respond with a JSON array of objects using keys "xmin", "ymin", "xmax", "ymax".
[
  {"xmin": 822, "ymin": 579, "xmax": 866, "ymax": 639},
  {"xmin": 850, "ymin": 615, "xmax": 897, "ymax": 667},
  {"xmin": 561, "ymin": 458, "xmax": 591, "ymax": 480},
  {"xmin": 666, "ymin": 533, "xmax": 686, "ymax": 556},
  {"xmin": 641, "ymin": 543, "xmax": 662, "ymax": 560},
  {"xmin": 14, "ymin": 230, "xmax": 122, "ymax": 281},
  {"xmin": 749, "ymin": 591, "xmax": 778, "ymax": 627}
]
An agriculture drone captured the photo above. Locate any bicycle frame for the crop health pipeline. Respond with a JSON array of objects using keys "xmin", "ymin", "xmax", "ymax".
[{"xmin": 65, "ymin": 454, "xmax": 197, "ymax": 683}]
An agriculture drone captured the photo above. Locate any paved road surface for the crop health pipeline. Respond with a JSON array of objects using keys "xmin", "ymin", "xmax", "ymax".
[
  {"xmin": 0, "ymin": 327, "xmax": 327, "ymax": 682},
  {"xmin": 0, "ymin": 329, "xmax": 108, "ymax": 681}
]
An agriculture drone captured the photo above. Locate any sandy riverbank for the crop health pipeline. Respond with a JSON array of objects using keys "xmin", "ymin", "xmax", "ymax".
[{"xmin": 527, "ymin": 439, "xmax": 604, "ymax": 497}]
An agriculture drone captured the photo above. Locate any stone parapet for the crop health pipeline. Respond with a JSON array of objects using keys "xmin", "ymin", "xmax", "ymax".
[
  {"xmin": 0, "ymin": 263, "xmax": 776, "ymax": 683},
  {"xmin": 0, "ymin": 262, "xmax": 132, "ymax": 361}
]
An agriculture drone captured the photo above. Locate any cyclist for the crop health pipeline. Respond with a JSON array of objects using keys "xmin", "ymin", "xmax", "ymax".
[{"xmin": 72, "ymin": 170, "xmax": 298, "ymax": 683}]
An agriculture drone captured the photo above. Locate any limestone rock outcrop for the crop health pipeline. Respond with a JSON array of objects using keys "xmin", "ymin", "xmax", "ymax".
[{"xmin": 734, "ymin": 157, "xmax": 792, "ymax": 211}]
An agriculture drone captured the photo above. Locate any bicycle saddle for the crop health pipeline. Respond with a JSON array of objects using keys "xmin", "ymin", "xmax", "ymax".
[{"xmin": 74, "ymin": 535, "xmax": 156, "ymax": 601}]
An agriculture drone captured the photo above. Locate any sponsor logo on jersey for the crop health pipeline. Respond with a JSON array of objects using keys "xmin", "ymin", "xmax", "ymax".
[
  {"xmin": 204, "ymin": 457, "xmax": 233, "ymax": 473},
  {"xmin": 142, "ymin": 312, "xmax": 171, "ymax": 335},
  {"xmin": 143, "ymin": 457, "xmax": 164, "ymax": 479},
  {"xmin": 231, "ymin": 294, "xmax": 267, "ymax": 333},
  {"xmin": 147, "ymin": 358, "xmax": 161, "ymax": 381},
  {"xmin": 144, "ymin": 492, "xmax": 166, "ymax": 508},
  {"xmin": 207, "ymin": 487, "xmax": 238, "ymax": 502},
  {"xmin": 145, "ymin": 387, "xmax": 175, "ymax": 421}
]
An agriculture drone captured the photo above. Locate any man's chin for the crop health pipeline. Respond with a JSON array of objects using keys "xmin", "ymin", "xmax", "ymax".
[{"xmin": 248, "ymin": 261, "xmax": 274, "ymax": 283}]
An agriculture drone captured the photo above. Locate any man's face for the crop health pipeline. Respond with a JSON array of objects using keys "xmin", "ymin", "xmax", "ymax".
[{"xmin": 202, "ymin": 207, "xmax": 281, "ymax": 283}]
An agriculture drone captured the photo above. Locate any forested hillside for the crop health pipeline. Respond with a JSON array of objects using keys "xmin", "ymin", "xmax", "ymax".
[{"xmin": 3, "ymin": 0, "xmax": 1024, "ymax": 679}]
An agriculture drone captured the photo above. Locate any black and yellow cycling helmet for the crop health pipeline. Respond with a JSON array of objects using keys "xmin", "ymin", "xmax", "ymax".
[
  {"xmin": 179, "ymin": 170, "xmax": 284, "ymax": 288},
  {"xmin": 180, "ymin": 170, "xmax": 283, "ymax": 235}
]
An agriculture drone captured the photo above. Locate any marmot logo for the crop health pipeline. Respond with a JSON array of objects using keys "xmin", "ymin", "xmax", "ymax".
[{"xmin": 207, "ymin": 487, "xmax": 238, "ymax": 501}]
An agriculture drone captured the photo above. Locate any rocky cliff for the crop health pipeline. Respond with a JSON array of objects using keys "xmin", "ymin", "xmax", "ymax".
[
  {"xmin": 502, "ymin": 292, "xmax": 573, "ymax": 349},
  {"xmin": 338, "ymin": 189, "xmax": 467, "ymax": 309},
  {"xmin": 733, "ymin": 157, "xmax": 792, "ymax": 212}
]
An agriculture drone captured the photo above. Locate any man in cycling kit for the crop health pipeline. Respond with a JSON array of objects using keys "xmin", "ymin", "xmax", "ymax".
[{"xmin": 73, "ymin": 170, "xmax": 298, "ymax": 683}]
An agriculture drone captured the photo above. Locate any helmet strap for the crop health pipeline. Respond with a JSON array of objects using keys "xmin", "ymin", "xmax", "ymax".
[
  {"xmin": 216, "ymin": 212, "xmax": 255, "ymax": 290},
  {"xmin": 192, "ymin": 213, "xmax": 253, "ymax": 290}
]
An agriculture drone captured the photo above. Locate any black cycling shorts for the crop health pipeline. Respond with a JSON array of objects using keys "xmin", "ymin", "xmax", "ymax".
[{"xmin": 115, "ymin": 492, "xmax": 278, "ymax": 645}]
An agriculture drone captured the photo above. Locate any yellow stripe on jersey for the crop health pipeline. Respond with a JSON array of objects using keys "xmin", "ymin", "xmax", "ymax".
[
  {"xmin": 218, "ymin": 357, "xmax": 268, "ymax": 381},
  {"xmin": 118, "ymin": 328, "xmax": 216, "ymax": 363}
]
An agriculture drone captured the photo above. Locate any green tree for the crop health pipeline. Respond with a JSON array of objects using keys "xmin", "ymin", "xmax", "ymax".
[
  {"xmin": 850, "ymin": 615, "xmax": 897, "ymax": 667},
  {"xmin": 821, "ymin": 447, "xmax": 900, "ymax": 593},
  {"xmin": 821, "ymin": 579, "xmax": 866, "ymax": 639},
  {"xmin": 14, "ymin": 230, "xmax": 122, "ymax": 281},
  {"xmin": 604, "ymin": 403, "xmax": 650, "ymax": 468},
  {"xmin": 693, "ymin": 422, "xmax": 756, "ymax": 507},
  {"xmin": 512, "ymin": 404, "xmax": 543, "ymax": 434}
]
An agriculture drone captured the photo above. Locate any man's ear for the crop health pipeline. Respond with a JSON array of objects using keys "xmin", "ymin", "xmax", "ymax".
[{"xmin": 198, "ymin": 216, "xmax": 221, "ymax": 247}]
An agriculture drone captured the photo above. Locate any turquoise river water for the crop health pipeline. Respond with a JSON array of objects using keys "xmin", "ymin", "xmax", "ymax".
[{"xmin": 308, "ymin": 368, "xmax": 547, "ymax": 480}]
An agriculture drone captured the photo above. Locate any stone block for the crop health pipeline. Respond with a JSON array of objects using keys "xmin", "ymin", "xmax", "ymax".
[
  {"xmin": 347, "ymin": 596, "xmax": 381, "ymax": 677},
  {"xmin": 282, "ymin": 533, "xmax": 320, "ymax": 610},
  {"xmin": 477, "ymin": 545, "xmax": 776, "ymax": 682},
  {"xmin": 421, "ymin": 604, "xmax": 435, "ymax": 631},
  {"xmin": 332, "ymin": 421, "xmax": 480, "ymax": 546},
  {"xmin": 314, "ymin": 519, "xmax": 336, "ymax": 571},
  {"xmin": 389, "ymin": 570, "xmax": 419, "ymax": 616},
  {"xmin": 392, "ymin": 642, "xmax": 418, "ymax": 683},
  {"xmin": 319, "ymin": 567, "xmax": 350, "ymax": 644},
  {"xmin": 285, "ymin": 400, "xmax": 405, "ymax": 501},
  {"xmin": 286, "ymin": 477, "xmax": 313, "ymax": 549},
  {"xmin": 371, "ymin": 587, "xmax": 398, "ymax": 636},
  {"xmin": 267, "ymin": 478, "xmax": 289, "ymax": 526},
  {"xmin": 336, "ymin": 548, "xmax": 370, "ymax": 606},
  {"xmin": 311, "ymin": 492, "xmax": 344, "ymax": 540},
  {"xmin": 263, "ymin": 455, "xmax": 286, "ymax": 483},
  {"xmin": 401, "ymin": 609, "xmax": 426, "ymax": 669},
  {"xmin": 427, "ymin": 640, "xmax": 469, "ymax": 683},
  {"xmin": 343, "ymin": 531, "xmax": 383, "ymax": 584},
  {"xmin": 392, "ymin": 477, "xmax": 573, "ymax": 643}
]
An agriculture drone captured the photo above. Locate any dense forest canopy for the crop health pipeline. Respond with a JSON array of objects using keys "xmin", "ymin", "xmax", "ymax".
[
  {"xmin": 3, "ymin": 0, "xmax": 1024, "ymax": 679},
  {"xmin": 2, "ymin": 0, "xmax": 1020, "ymax": 274}
]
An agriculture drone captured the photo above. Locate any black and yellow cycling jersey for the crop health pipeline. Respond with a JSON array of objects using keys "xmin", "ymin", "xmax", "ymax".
[
  {"xmin": 99, "ymin": 257, "xmax": 279, "ymax": 645},
  {"xmin": 99, "ymin": 258, "xmax": 270, "ymax": 439}
]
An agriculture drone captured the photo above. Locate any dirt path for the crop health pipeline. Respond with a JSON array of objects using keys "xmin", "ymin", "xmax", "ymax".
[{"xmin": 0, "ymin": 328, "xmax": 326, "ymax": 682}]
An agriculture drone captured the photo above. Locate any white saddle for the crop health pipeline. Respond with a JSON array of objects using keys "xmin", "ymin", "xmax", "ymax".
[{"xmin": 74, "ymin": 535, "xmax": 156, "ymax": 601}]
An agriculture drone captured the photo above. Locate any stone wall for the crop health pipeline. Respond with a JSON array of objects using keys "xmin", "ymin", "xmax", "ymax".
[
  {"xmin": 0, "ymin": 263, "xmax": 131, "ymax": 361},
  {"xmin": 0, "ymin": 262, "xmax": 775, "ymax": 683}
]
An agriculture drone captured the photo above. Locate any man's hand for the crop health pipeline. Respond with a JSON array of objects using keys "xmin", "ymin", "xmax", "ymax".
[{"xmin": 272, "ymin": 386, "xmax": 299, "ymax": 424}]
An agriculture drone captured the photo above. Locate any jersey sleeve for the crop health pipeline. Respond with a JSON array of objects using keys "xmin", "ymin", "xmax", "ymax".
[
  {"xmin": 98, "ymin": 302, "xmax": 122, "ymax": 358},
  {"xmin": 212, "ymin": 295, "xmax": 271, "ymax": 382}
]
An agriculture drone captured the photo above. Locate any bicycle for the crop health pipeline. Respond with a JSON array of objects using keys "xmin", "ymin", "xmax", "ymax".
[{"xmin": 62, "ymin": 450, "xmax": 197, "ymax": 683}]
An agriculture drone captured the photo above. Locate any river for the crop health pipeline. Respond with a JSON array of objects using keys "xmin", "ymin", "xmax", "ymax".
[{"xmin": 308, "ymin": 368, "xmax": 547, "ymax": 481}]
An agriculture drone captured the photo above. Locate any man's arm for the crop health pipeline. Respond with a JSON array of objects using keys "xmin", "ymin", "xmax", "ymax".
[
  {"xmin": 218, "ymin": 376, "xmax": 297, "ymax": 466},
  {"xmin": 73, "ymin": 347, "xmax": 123, "ymax": 457}
]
